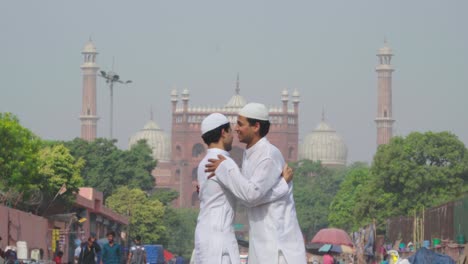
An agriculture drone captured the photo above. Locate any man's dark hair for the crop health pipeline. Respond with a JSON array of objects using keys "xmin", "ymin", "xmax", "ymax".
[
  {"xmin": 201, "ymin": 123, "xmax": 230, "ymax": 145},
  {"xmin": 246, "ymin": 118, "xmax": 270, "ymax": 137},
  {"xmin": 106, "ymin": 231, "xmax": 116, "ymax": 237},
  {"xmin": 134, "ymin": 235, "xmax": 141, "ymax": 241}
]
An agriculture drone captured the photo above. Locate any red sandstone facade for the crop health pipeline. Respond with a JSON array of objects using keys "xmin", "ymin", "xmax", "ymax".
[{"xmin": 154, "ymin": 88, "xmax": 300, "ymax": 208}]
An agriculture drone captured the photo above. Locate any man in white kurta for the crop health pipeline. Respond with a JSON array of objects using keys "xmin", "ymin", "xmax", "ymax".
[
  {"xmin": 208, "ymin": 103, "xmax": 306, "ymax": 264},
  {"xmin": 194, "ymin": 113, "xmax": 292, "ymax": 264}
]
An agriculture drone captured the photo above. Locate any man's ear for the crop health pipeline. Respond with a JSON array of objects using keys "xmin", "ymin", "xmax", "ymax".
[
  {"xmin": 221, "ymin": 128, "xmax": 228, "ymax": 138},
  {"xmin": 252, "ymin": 122, "xmax": 261, "ymax": 133}
]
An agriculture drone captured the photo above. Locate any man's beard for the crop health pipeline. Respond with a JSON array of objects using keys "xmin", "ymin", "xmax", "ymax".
[{"xmin": 225, "ymin": 143, "xmax": 232, "ymax": 152}]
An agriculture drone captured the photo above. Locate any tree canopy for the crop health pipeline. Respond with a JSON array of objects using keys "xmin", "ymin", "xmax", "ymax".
[
  {"xmin": 35, "ymin": 144, "xmax": 84, "ymax": 213},
  {"xmin": 62, "ymin": 138, "xmax": 156, "ymax": 197},
  {"xmin": 291, "ymin": 160, "xmax": 346, "ymax": 241},
  {"xmin": 150, "ymin": 188, "xmax": 179, "ymax": 205},
  {"xmin": 106, "ymin": 186, "xmax": 166, "ymax": 243},
  {"xmin": 328, "ymin": 162, "xmax": 370, "ymax": 231},
  {"xmin": 161, "ymin": 207, "xmax": 198, "ymax": 259},
  {"xmin": 0, "ymin": 113, "xmax": 41, "ymax": 195},
  {"xmin": 350, "ymin": 131, "xmax": 468, "ymax": 231}
]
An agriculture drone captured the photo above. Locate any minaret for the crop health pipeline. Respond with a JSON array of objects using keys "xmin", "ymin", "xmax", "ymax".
[
  {"xmin": 281, "ymin": 89, "xmax": 289, "ymax": 127},
  {"xmin": 235, "ymin": 73, "xmax": 240, "ymax": 95},
  {"xmin": 375, "ymin": 40, "xmax": 395, "ymax": 146},
  {"xmin": 292, "ymin": 89, "xmax": 300, "ymax": 114},
  {"xmin": 80, "ymin": 39, "xmax": 99, "ymax": 141},
  {"xmin": 181, "ymin": 88, "xmax": 190, "ymax": 120}
]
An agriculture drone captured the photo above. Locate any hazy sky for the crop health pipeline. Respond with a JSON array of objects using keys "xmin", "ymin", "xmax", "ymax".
[{"xmin": 1, "ymin": 0, "xmax": 467, "ymax": 163}]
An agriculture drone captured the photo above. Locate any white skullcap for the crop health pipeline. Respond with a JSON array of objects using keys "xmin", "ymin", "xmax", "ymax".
[
  {"xmin": 201, "ymin": 113, "xmax": 230, "ymax": 135},
  {"xmin": 238, "ymin": 102, "xmax": 269, "ymax": 121}
]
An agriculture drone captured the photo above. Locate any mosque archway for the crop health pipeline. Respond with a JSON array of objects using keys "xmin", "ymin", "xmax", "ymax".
[
  {"xmin": 176, "ymin": 145, "xmax": 182, "ymax": 158},
  {"xmin": 192, "ymin": 167, "xmax": 198, "ymax": 181},
  {"xmin": 288, "ymin": 146, "xmax": 294, "ymax": 160},
  {"xmin": 192, "ymin": 143, "xmax": 205, "ymax": 158},
  {"xmin": 191, "ymin": 191, "xmax": 199, "ymax": 208},
  {"xmin": 175, "ymin": 168, "xmax": 181, "ymax": 181}
]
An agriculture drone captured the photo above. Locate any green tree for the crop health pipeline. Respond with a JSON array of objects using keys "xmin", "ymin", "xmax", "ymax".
[
  {"xmin": 106, "ymin": 187, "xmax": 166, "ymax": 243},
  {"xmin": 36, "ymin": 144, "xmax": 84, "ymax": 208},
  {"xmin": 292, "ymin": 160, "xmax": 346, "ymax": 240},
  {"xmin": 62, "ymin": 138, "xmax": 156, "ymax": 197},
  {"xmin": 121, "ymin": 140, "xmax": 157, "ymax": 190},
  {"xmin": 0, "ymin": 113, "xmax": 41, "ymax": 197},
  {"xmin": 356, "ymin": 131, "xmax": 468, "ymax": 231},
  {"xmin": 328, "ymin": 162, "xmax": 370, "ymax": 231},
  {"xmin": 162, "ymin": 207, "xmax": 198, "ymax": 259},
  {"xmin": 62, "ymin": 138, "xmax": 119, "ymax": 196},
  {"xmin": 149, "ymin": 188, "xmax": 179, "ymax": 205}
]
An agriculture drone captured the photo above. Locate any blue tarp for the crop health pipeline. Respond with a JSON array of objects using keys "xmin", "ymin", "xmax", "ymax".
[
  {"xmin": 407, "ymin": 247, "xmax": 455, "ymax": 264},
  {"xmin": 144, "ymin": 245, "xmax": 165, "ymax": 264}
]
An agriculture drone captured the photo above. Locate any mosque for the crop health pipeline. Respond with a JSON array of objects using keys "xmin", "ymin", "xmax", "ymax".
[
  {"xmin": 129, "ymin": 76, "xmax": 300, "ymax": 207},
  {"xmin": 79, "ymin": 40, "xmax": 395, "ymax": 208}
]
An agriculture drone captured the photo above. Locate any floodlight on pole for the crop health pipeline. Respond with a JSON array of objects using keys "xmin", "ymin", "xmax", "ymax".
[{"xmin": 99, "ymin": 70, "xmax": 132, "ymax": 139}]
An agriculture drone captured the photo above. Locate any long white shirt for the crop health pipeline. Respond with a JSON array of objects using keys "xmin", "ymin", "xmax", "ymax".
[
  {"xmin": 194, "ymin": 148, "xmax": 289, "ymax": 264},
  {"xmin": 215, "ymin": 138, "xmax": 307, "ymax": 264}
]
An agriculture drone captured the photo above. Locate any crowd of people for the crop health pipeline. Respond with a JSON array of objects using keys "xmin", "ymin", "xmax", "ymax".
[{"xmin": 0, "ymin": 231, "xmax": 146, "ymax": 264}]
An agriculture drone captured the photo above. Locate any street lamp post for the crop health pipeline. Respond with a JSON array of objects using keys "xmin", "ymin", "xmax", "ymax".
[{"xmin": 99, "ymin": 70, "xmax": 131, "ymax": 139}]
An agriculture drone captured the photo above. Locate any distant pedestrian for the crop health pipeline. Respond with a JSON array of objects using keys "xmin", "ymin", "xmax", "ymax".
[
  {"xmin": 322, "ymin": 252, "xmax": 335, "ymax": 264},
  {"xmin": 74, "ymin": 239, "xmax": 82, "ymax": 264},
  {"xmin": 78, "ymin": 236, "xmax": 101, "ymax": 264},
  {"xmin": 127, "ymin": 236, "xmax": 146, "ymax": 264},
  {"xmin": 0, "ymin": 236, "xmax": 4, "ymax": 260},
  {"xmin": 101, "ymin": 231, "xmax": 121, "ymax": 264},
  {"xmin": 54, "ymin": 251, "xmax": 63, "ymax": 264},
  {"xmin": 175, "ymin": 254, "xmax": 184, "ymax": 264}
]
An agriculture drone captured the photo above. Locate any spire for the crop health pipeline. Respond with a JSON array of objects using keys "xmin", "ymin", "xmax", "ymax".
[
  {"xmin": 321, "ymin": 107, "xmax": 326, "ymax": 121},
  {"xmin": 150, "ymin": 106, "xmax": 154, "ymax": 121},
  {"xmin": 235, "ymin": 73, "xmax": 240, "ymax": 95}
]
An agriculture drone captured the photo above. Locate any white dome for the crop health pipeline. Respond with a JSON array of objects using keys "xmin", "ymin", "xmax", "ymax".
[
  {"xmin": 299, "ymin": 120, "xmax": 348, "ymax": 166},
  {"xmin": 225, "ymin": 94, "xmax": 247, "ymax": 108},
  {"xmin": 82, "ymin": 41, "xmax": 97, "ymax": 53},
  {"xmin": 129, "ymin": 120, "xmax": 171, "ymax": 162},
  {"xmin": 292, "ymin": 89, "xmax": 300, "ymax": 97}
]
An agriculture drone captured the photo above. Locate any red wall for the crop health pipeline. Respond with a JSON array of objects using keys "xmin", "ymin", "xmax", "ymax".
[{"xmin": 0, "ymin": 205, "xmax": 51, "ymax": 260}]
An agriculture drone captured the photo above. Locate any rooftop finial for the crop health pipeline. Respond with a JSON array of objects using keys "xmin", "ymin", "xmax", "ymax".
[
  {"xmin": 150, "ymin": 106, "xmax": 154, "ymax": 121},
  {"xmin": 235, "ymin": 73, "xmax": 240, "ymax": 95},
  {"xmin": 321, "ymin": 106, "xmax": 326, "ymax": 121},
  {"xmin": 383, "ymin": 37, "xmax": 390, "ymax": 47}
]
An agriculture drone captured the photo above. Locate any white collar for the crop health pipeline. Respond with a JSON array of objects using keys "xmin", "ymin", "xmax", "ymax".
[
  {"xmin": 207, "ymin": 148, "xmax": 231, "ymax": 157},
  {"xmin": 245, "ymin": 137, "xmax": 268, "ymax": 159}
]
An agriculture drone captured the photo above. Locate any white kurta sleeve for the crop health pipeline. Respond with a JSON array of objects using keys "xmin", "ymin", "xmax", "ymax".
[
  {"xmin": 252, "ymin": 178, "xmax": 289, "ymax": 206},
  {"xmin": 213, "ymin": 158, "xmax": 286, "ymax": 206}
]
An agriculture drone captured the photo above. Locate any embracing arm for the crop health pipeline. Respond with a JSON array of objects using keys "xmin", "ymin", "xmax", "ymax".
[{"xmin": 213, "ymin": 157, "xmax": 288, "ymax": 206}]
